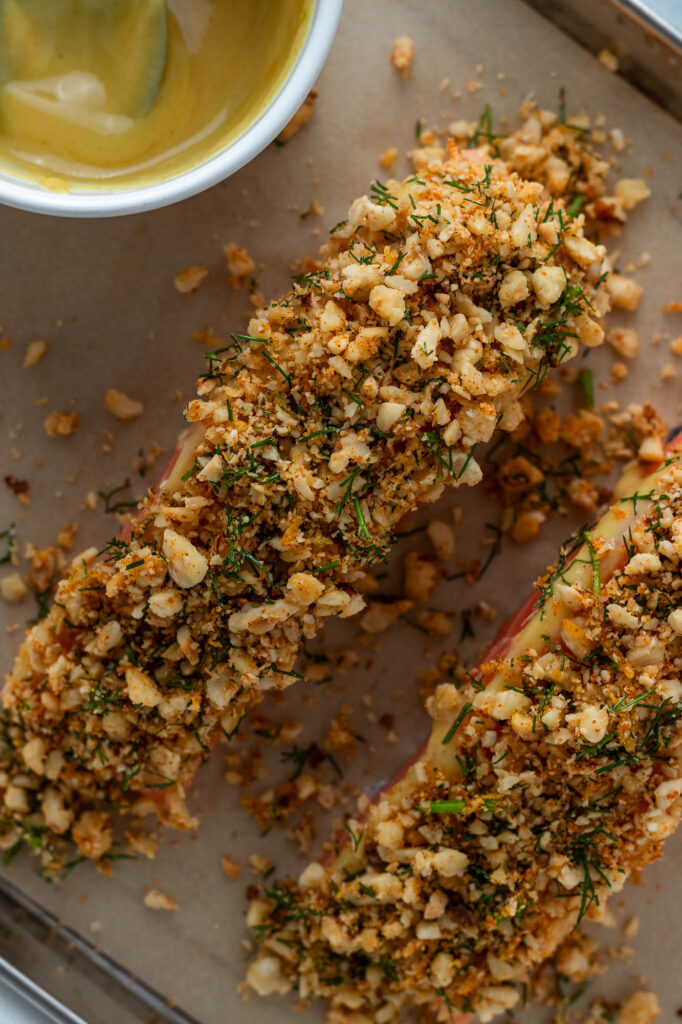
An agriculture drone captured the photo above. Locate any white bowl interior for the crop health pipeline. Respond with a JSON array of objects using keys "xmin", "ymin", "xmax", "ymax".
[{"xmin": 0, "ymin": 0, "xmax": 343, "ymax": 218}]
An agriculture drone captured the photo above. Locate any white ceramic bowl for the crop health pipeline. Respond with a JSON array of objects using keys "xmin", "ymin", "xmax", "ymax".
[{"xmin": 0, "ymin": 0, "xmax": 343, "ymax": 218}]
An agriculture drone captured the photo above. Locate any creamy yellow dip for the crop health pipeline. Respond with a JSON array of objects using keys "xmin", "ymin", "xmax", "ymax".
[{"xmin": 0, "ymin": 0, "xmax": 312, "ymax": 190}]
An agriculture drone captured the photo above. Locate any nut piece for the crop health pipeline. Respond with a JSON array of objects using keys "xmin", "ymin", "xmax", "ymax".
[
  {"xmin": 286, "ymin": 572, "xmax": 324, "ymax": 607},
  {"xmin": 403, "ymin": 551, "xmax": 438, "ymax": 603},
  {"xmin": 606, "ymin": 274, "xmax": 643, "ymax": 311},
  {"xmin": 369, "ymin": 285, "xmax": 405, "ymax": 326},
  {"xmin": 104, "ymin": 389, "xmax": 144, "ymax": 421},
  {"xmin": 246, "ymin": 956, "xmax": 292, "ymax": 997},
  {"xmin": 162, "ymin": 528, "xmax": 208, "ymax": 589},
  {"xmin": 249, "ymin": 853, "xmax": 271, "ymax": 876},
  {"xmin": 614, "ymin": 178, "xmax": 651, "ymax": 211},
  {"xmin": 361, "ymin": 598, "xmax": 413, "ymax": 633},
  {"xmin": 432, "ymin": 848, "xmax": 469, "ymax": 877},
  {"xmin": 667, "ymin": 608, "xmax": 682, "ymax": 634},
  {"xmin": 564, "ymin": 234, "xmax": 602, "ymax": 268},
  {"xmin": 72, "ymin": 811, "xmax": 112, "ymax": 860},
  {"xmin": 174, "ymin": 265, "xmax": 208, "ymax": 294},
  {"xmin": 578, "ymin": 704, "xmax": 609, "ymax": 743},
  {"xmin": 23, "ymin": 339, "xmax": 47, "ymax": 368},
  {"xmin": 376, "ymin": 401, "xmax": 404, "ymax": 432},
  {"xmin": 598, "ymin": 48, "xmax": 619, "ymax": 72},
  {"xmin": 148, "ymin": 588, "xmax": 184, "ymax": 619},
  {"xmin": 498, "ymin": 269, "xmax": 529, "ymax": 308},
  {"xmin": 390, "ymin": 35, "xmax": 414, "ymax": 75},
  {"xmin": 530, "ymin": 266, "xmax": 565, "ymax": 306},
  {"xmin": 221, "ymin": 855, "xmax": 242, "ymax": 879},
  {"xmin": 44, "ymin": 410, "xmax": 79, "ymax": 437},
  {"xmin": 607, "ymin": 327, "xmax": 639, "ymax": 359},
  {"xmin": 617, "ymin": 991, "xmax": 660, "ymax": 1024},
  {"xmin": 511, "ymin": 509, "xmax": 545, "ymax": 544},
  {"xmin": 224, "ymin": 243, "xmax": 255, "ymax": 286},
  {"xmin": 411, "ymin": 318, "xmax": 442, "ymax": 369},
  {"xmin": 125, "ymin": 666, "xmax": 162, "ymax": 707},
  {"xmin": 427, "ymin": 520, "xmax": 455, "ymax": 561},
  {"xmin": 0, "ymin": 573, "xmax": 27, "ymax": 603},
  {"xmin": 375, "ymin": 820, "xmax": 404, "ymax": 849},
  {"xmin": 144, "ymin": 889, "xmax": 178, "ymax": 911},
  {"xmin": 125, "ymin": 832, "xmax": 158, "ymax": 859}
]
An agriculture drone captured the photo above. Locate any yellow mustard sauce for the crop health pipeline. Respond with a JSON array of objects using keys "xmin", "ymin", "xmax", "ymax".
[{"xmin": 0, "ymin": 0, "xmax": 312, "ymax": 190}]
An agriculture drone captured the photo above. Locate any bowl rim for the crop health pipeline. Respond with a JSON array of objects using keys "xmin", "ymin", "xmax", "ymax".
[{"xmin": 0, "ymin": 0, "xmax": 343, "ymax": 218}]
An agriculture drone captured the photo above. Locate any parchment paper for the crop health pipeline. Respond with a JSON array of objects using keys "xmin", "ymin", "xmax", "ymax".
[{"xmin": 0, "ymin": 1, "xmax": 681, "ymax": 1021}]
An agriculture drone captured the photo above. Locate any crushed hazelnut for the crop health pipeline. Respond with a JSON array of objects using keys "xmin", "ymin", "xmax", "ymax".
[
  {"xmin": 390, "ymin": 36, "xmax": 414, "ymax": 75},
  {"xmin": 143, "ymin": 889, "xmax": 178, "ymax": 911},
  {"xmin": 44, "ymin": 410, "xmax": 79, "ymax": 437},
  {"xmin": 221, "ymin": 855, "xmax": 242, "ymax": 879},
  {"xmin": 103, "ymin": 389, "xmax": 144, "ymax": 421},
  {"xmin": 174, "ymin": 265, "xmax": 208, "ymax": 294},
  {"xmin": 0, "ymin": 573, "xmax": 27, "ymax": 603},
  {"xmin": 22, "ymin": 340, "xmax": 47, "ymax": 368}
]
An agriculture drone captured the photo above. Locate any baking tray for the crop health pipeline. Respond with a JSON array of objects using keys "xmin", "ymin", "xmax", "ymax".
[
  {"xmin": 526, "ymin": 0, "xmax": 682, "ymax": 118},
  {"xmin": 0, "ymin": 1, "xmax": 681, "ymax": 1021}
]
